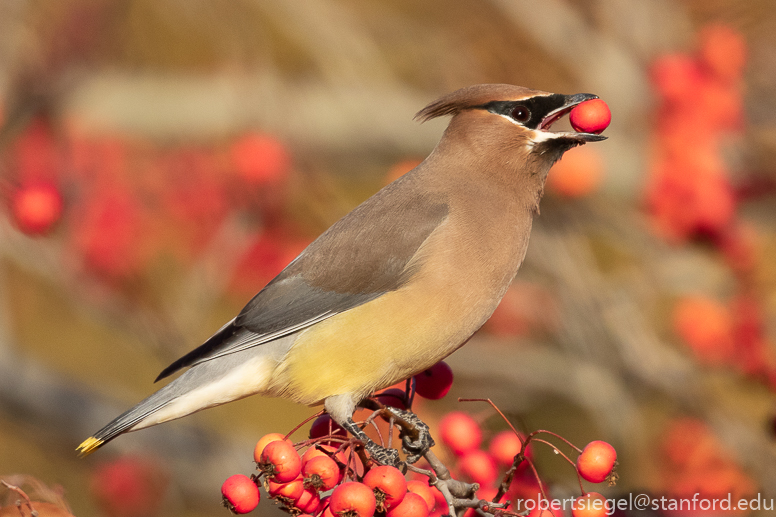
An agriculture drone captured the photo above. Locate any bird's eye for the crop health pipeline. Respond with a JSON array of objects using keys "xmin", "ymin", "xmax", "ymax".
[{"xmin": 511, "ymin": 105, "xmax": 531, "ymax": 123}]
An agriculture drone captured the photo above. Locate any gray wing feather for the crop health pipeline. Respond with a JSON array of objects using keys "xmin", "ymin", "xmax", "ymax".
[{"xmin": 156, "ymin": 172, "xmax": 448, "ymax": 381}]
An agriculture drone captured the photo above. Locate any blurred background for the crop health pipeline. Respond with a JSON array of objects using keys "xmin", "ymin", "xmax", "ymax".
[{"xmin": 1, "ymin": 0, "xmax": 776, "ymax": 515}]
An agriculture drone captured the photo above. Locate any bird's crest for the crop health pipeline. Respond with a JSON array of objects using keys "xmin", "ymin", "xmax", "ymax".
[{"xmin": 414, "ymin": 84, "xmax": 545, "ymax": 123}]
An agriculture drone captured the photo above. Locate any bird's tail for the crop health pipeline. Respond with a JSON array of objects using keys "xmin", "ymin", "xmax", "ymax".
[
  {"xmin": 78, "ymin": 327, "xmax": 296, "ymax": 457},
  {"xmin": 77, "ymin": 322, "xmax": 239, "ymax": 456},
  {"xmin": 77, "ymin": 388, "xmax": 175, "ymax": 456}
]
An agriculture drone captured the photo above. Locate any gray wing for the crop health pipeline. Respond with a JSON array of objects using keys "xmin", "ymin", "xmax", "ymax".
[{"xmin": 155, "ymin": 174, "xmax": 449, "ymax": 382}]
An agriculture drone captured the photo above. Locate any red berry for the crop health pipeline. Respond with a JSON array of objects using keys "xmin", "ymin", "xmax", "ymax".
[
  {"xmin": 268, "ymin": 476, "xmax": 305, "ymax": 501},
  {"xmin": 260, "ymin": 440, "xmax": 302, "ymax": 483},
  {"xmin": 698, "ymin": 24, "xmax": 747, "ymax": 83},
  {"xmin": 221, "ymin": 474, "xmax": 260, "ymax": 514},
  {"xmin": 488, "ymin": 431, "xmax": 524, "ymax": 467},
  {"xmin": 649, "ymin": 54, "xmax": 703, "ymax": 104},
  {"xmin": 254, "ymin": 433, "xmax": 291, "ymax": 463},
  {"xmin": 295, "ymin": 488, "xmax": 322, "ymax": 514},
  {"xmin": 72, "ymin": 188, "xmax": 147, "ymax": 279},
  {"xmin": 569, "ymin": 99, "xmax": 611, "ymax": 134},
  {"xmin": 319, "ymin": 504, "xmax": 336, "ymax": 517},
  {"xmin": 303, "ymin": 455, "xmax": 341, "ymax": 491},
  {"xmin": 231, "ymin": 133, "xmax": 291, "ymax": 185},
  {"xmin": 386, "ymin": 492, "xmax": 429, "ymax": 517},
  {"xmin": 413, "ymin": 361, "xmax": 454, "ymax": 400},
  {"xmin": 376, "ymin": 388, "xmax": 408, "ymax": 410},
  {"xmin": 439, "ymin": 412, "xmax": 482, "ymax": 455},
  {"xmin": 571, "ymin": 492, "xmax": 609, "ymax": 517},
  {"xmin": 330, "ymin": 482, "xmax": 377, "ymax": 517},
  {"xmin": 90, "ymin": 455, "xmax": 169, "ymax": 517},
  {"xmin": 576, "ymin": 441, "xmax": 617, "ymax": 484},
  {"xmin": 430, "ymin": 486, "xmax": 447, "ymax": 517},
  {"xmin": 363, "ymin": 465, "xmax": 407, "ymax": 511},
  {"xmin": 301, "ymin": 444, "xmax": 346, "ymax": 467},
  {"xmin": 10, "ymin": 181, "xmax": 63, "ymax": 235},
  {"xmin": 310, "ymin": 414, "xmax": 348, "ymax": 445},
  {"xmin": 406, "ymin": 480, "xmax": 435, "ymax": 512},
  {"xmin": 458, "ymin": 450, "xmax": 498, "ymax": 486}
]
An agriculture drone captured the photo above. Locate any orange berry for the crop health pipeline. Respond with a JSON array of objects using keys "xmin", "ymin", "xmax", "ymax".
[
  {"xmin": 576, "ymin": 441, "xmax": 617, "ymax": 484},
  {"xmin": 254, "ymin": 433, "xmax": 290, "ymax": 463},
  {"xmin": 673, "ymin": 296, "xmax": 736, "ymax": 364},
  {"xmin": 406, "ymin": 480, "xmax": 435, "ymax": 512},
  {"xmin": 386, "ymin": 492, "xmax": 429, "ymax": 517}
]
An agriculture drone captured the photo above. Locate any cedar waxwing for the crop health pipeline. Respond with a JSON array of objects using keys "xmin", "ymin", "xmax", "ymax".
[{"xmin": 77, "ymin": 84, "xmax": 607, "ymax": 462}]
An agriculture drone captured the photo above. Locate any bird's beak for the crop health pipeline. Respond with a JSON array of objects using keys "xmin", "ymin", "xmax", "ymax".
[{"xmin": 538, "ymin": 93, "xmax": 607, "ymax": 142}]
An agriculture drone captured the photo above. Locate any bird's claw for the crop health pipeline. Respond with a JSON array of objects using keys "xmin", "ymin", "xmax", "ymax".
[
  {"xmin": 365, "ymin": 441, "xmax": 403, "ymax": 468},
  {"xmin": 386, "ymin": 407, "xmax": 435, "ymax": 464}
]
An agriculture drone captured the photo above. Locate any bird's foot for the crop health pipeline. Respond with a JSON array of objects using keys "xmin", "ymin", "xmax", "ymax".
[
  {"xmin": 364, "ymin": 441, "xmax": 403, "ymax": 468},
  {"xmin": 340, "ymin": 415, "xmax": 404, "ymax": 468},
  {"xmin": 384, "ymin": 407, "xmax": 435, "ymax": 464}
]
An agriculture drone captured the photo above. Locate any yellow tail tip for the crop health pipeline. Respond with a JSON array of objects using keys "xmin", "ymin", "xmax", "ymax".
[{"xmin": 76, "ymin": 437, "xmax": 103, "ymax": 457}]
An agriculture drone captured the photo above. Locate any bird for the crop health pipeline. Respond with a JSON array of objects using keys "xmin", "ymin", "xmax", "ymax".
[{"xmin": 77, "ymin": 84, "xmax": 607, "ymax": 461}]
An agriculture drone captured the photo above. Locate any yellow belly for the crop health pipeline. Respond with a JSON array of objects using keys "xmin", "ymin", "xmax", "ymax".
[{"xmin": 271, "ymin": 279, "xmax": 486, "ymax": 405}]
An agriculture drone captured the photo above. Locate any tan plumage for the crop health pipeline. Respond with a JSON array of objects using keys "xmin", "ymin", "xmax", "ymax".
[{"xmin": 77, "ymin": 84, "xmax": 606, "ymax": 456}]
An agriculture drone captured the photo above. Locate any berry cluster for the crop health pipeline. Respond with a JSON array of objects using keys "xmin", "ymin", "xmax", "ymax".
[
  {"xmin": 642, "ymin": 24, "xmax": 776, "ymax": 391},
  {"xmin": 645, "ymin": 24, "xmax": 746, "ymax": 243},
  {"xmin": 437, "ymin": 411, "xmax": 618, "ymax": 517},
  {"xmin": 220, "ymin": 363, "xmax": 618, "ymax": 517}
]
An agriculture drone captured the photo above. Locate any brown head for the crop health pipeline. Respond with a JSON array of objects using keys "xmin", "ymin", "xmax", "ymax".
[{"xmin": 415, "ymin": 84, "xmax": 606, "ymax": 185}]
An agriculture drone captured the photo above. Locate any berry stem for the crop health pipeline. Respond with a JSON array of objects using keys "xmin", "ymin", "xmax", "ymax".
[
  {"xmin": 525, "ymin": 430, "xmax": 582, "ymax": 453},
  {"xmin": 287, "ymin": 410, "xmax": 325, "ymax": 443},
  {"xmin": 458, "ymin": 398, "xmax": 521, "ymax": 440},
  {"xmin": 529, "ymin": 438, "xmax": 577, "ymax": 468},
  {"xmin": 529, "ymin": 438, "xmax": 586, "ymax": 494}
]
